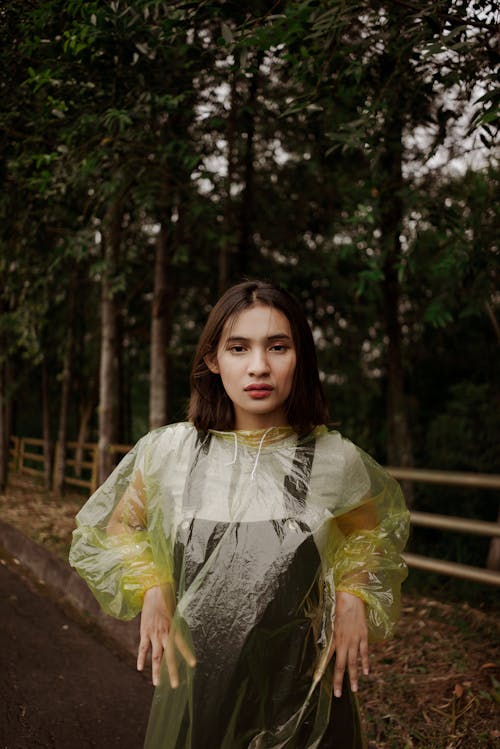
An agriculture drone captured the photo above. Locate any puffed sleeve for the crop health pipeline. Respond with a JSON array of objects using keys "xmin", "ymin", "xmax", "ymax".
[
  {"xmin": 325, "ymin": 441, "xmax": 410, "ymax": 640},
  {"xmin": 69, "ymin": 434, "xmax": 172, "ymax": 620}
]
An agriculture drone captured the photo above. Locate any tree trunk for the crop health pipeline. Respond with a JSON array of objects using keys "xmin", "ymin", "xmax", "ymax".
[
  {"xmin": 238, "ymin": 51, "xmax": 263, "ymax": 276},
  {"xmin": 53, "ymin": 336, "xmax": 72, "ymax": 497},
  {"xmin": 149, "ymin": 219, "xmax": 171, "ymax": 430},
  {"xmin": 41, "ymin": 358, "xmax": 52, "ymax": 490},
  {"xmin": 74, "ymin": 398, "xmax": 95, "ymax": 478},
  {"xmin": 0, "ymin": 288, "xmax": 10, "ymax": 491},
  {"xmin": 378, "ymin": 45, "xmax": 415, "ymax": 503},
  {"xmin": 383, "ymin": 243, "xmax": 413, "ymax": 470},
  {"xmin": 98, "ymin": 200, "xmax": 121, "ymax": 484},
  {"xmin": 219, "ymin": 72, "xmax": 237, "ymax": 295},
  {"xmin": 0, "ymin": 362, "xmax": 8, "ymax": 492},
  {"xmin": 383, "ymin": 253, "xmax": 415, "ymax": 504},
  {"xmin": 115, "ymin": 308, "xmax": 127, "ymax": 442},
  {"xmin": 486, "ymin": 504, "xmax": 500, "ymax": 571},
  {"xmin": 485, "ymin": 301, "xmax": 500, "ymax": 568}
]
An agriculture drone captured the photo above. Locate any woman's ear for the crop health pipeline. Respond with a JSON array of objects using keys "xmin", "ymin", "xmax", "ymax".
[{"xmin": 204, "ymin": 354, "xmax": 219, "ymax": 374}]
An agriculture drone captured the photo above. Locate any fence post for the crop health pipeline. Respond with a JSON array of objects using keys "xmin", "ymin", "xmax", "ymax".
[
  {"xmin": 90, "ymin": 444, "xmax": 98, "ymax": 495},
  {"xmin": 19, "ymin": 438, "xmax": 26, "ymax": 475},
  {"xmin": 8, "ymin": 436, "xmax": 20, "ymax": 472},
  {"xmin": 52, "ymin": 441, "xmax": 60, "ymax": 492}
]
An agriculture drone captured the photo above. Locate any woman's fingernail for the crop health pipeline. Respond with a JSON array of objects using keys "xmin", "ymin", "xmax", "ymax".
[
  {"xmin": 352, "ymin": 682, "xmax": 358, "ymax": 692},
  {"xmin": 334, "ymin": 688, "xmax": 341, "ymax": 698}
]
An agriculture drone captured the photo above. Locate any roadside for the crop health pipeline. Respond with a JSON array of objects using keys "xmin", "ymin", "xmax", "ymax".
[
  {"xmin": 1, "ymin": 475, "xmax": 499, "ymax": 748},
  {"xmin": 0, "ymin": 554, "xmax": 153, "ymax": 749}
]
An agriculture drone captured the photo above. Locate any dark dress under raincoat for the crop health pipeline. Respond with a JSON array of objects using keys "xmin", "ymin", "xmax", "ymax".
[{"xmin": 69, "ymin": 422, "xmax": 409, "ymax": 749}]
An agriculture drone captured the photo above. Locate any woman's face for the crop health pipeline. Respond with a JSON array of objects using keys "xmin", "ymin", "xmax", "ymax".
[{"xmin": 207, "ymin": 304, "xmax": 297, "ymax": 430}]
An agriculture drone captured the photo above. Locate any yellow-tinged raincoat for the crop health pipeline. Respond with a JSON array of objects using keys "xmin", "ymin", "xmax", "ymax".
[{"xmin": 69, "ymin": 422, "xmax": 409, "ymax": 749}]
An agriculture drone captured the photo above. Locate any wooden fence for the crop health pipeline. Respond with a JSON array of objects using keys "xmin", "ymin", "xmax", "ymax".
[
  {"xmin": 7, "ymin": 435, "xmax": 500, "ymax": 586},
  {"xmin": 9, "ymin": 436, "xmax": 128, "ymax": 494}
]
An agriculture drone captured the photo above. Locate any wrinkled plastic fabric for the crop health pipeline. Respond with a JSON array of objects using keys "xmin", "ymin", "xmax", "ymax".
[{"xmin": 69, "ymin": 423, "xmax": 410, "ymax": 749}]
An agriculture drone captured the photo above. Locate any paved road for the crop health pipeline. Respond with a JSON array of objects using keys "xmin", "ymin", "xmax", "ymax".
[{"xmin": 0, "ymin": 555, "xmax": 153, "ymax": 749}]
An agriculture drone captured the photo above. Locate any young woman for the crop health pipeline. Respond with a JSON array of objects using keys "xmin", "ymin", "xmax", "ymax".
[{"xmin": 70, "ymin": 280, "xmax": 410, "ymax": 749}]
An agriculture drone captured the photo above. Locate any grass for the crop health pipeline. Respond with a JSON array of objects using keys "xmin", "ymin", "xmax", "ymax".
[{"xmin": 1, "ymin": 475, "xmax": 499, "ymax": 748}]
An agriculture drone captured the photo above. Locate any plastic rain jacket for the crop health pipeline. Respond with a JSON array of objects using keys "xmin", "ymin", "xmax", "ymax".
[{"xmin": 69, "ymin": 422, "xmax": 410, "ymax": 749}]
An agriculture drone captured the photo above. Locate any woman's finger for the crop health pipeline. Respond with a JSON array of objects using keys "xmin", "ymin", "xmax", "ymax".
[
  {"xmin": 136, "ymin": 633, "xmax": 150, "ymax": 672},
  {"xmin": 360, "ymin": 635, "xmax": 369, "ymax": 676},
  {"xmin": 174, "ymin": 629, "xmax": 197, "ymax": 669},
  {"xmin": 347, "ymin": 642, "xmax": 359, "ymax": 693},
  {"xmin": 151, "ymin": 635, "xmax": 165, "ymax": 687},
  {"xmin": 333, "ymin": 646, "xmax": 347, "ymax": 698},
  {"xmin": 164, "ymin": 631, "xmax": 179, "ymax": 689}
]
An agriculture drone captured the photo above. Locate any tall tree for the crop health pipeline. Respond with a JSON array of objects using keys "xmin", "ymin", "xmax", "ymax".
[
  {"xmin": 149, "ymin": 217, "xmax": 171, "ymax": 429},
  {"xmin": 231, "ymin": 0, "xmax": 499, "ymax": 472}
]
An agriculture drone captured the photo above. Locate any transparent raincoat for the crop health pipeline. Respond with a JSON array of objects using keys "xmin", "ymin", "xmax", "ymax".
[{"xmin": 69, "ymin": 422, "xmax": 409, "ymax": 749}]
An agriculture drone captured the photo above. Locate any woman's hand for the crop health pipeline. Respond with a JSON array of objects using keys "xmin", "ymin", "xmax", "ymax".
[
  {"xmin": 330, "ymin": 591, "xmax": 369, "ymax": 697},
  {"xmin": 137, "ymin": 585, "xmax": 196, "ymax": 688}
]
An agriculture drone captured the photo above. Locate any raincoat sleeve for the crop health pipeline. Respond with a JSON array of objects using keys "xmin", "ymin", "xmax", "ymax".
[
  {"xmin": 69, "ymin": 434, "xmax": 172, "ymax": 621},
  {"xmin": 326, "ymin": 442, "xmax": 410, "ymax": 640}
]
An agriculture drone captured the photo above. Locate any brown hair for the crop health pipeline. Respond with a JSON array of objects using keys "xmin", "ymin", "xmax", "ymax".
[{"xmin": 187, "ymin": 280, "xmax": 329, "ymax": 432}]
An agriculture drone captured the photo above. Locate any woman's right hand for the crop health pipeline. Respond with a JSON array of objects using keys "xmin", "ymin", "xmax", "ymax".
[{"xmin": 137, "ymin": 585, "xmax": 196, "ymax": 688}]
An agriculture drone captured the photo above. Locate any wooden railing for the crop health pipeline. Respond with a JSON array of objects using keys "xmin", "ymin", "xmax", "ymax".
[
  {"xmin": 7, "ymin": 436, "xmax": 500, "ymax": 585},
  {"xmin": 9, "ymin": 436, "xmax": 132, "ymax": 494},
  {"xmin": 53, "ymin": 441, "xmax": 98, "ymax": 493},
  {"xmin": 383, "ymin": 466, "xmax": 500, "ymax": 587},
  {"xmin": 18, "ymin": 437, "xmax": 46, "ymax": 478}
]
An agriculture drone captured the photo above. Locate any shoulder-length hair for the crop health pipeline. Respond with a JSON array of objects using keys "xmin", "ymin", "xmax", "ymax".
[{"xmin": 187, "ymin": 280, "xmax": 329, "ymax": 433}]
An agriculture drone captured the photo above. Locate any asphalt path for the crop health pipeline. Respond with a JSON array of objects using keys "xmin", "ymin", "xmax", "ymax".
[{"xmin": 0, "ymin": 556, "xmax": 154, "ymax": 749}]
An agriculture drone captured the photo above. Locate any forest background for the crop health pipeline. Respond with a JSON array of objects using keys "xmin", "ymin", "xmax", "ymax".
[{"xmin": 0, "ymin": 0, "xmax": 498, "ymax": 589}]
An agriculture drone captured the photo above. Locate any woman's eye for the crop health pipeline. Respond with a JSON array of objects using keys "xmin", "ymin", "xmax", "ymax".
[
  {"xmin": 270, "ymin": 344, "xmax": 287, "ymax": 352},
  {"xmin": 229, "ymin": 345, "xmax": 246, "ymax": 353}
]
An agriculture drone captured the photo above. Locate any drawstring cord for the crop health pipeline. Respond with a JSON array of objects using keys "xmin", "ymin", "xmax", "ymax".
[
  {"xmin": 224, "ymin": 432, "xmax": 239, "ymax": 467},
  {"xmin": 218, "ymin": 426, "xmax": 275, "ymax": 479},
  {"xmin": 250, "ymin": 426, "xmax": 274, "ymax": 481}
]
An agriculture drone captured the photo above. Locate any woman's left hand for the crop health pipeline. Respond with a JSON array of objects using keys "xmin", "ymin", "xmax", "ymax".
[{"xmin": 321, "ymin": 590, "xmax": 369, "ymax": 698}]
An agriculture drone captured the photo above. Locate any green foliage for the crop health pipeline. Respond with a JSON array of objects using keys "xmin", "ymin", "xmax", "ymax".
[
  {"xmin": 425, "ymin": 381, "xmax": 499, "ymax": 474},
  {"xmin": 0, "ymin": 0, "xmax": 498, "ymax": 576}
]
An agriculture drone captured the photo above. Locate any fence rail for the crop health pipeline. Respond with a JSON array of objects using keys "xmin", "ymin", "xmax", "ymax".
[
  {"xmin": 53, "ymin": 441, "xmax": 98, "ymax": 493},
  {"xmin": 409, "ymin": 510, "xmax": 500, "ymax": 537},
  {"xmin": 10, "ymin": 436, "xmax": 131, "ymax": 494},
  {"xmin": 18, "ymin": 437, "xmax": 46, "ymax": 478},
  {"xmin": 402, "ymin": 553, "xmax": 500, "ymax": 586},
  {"xmin": 387, "ymin": 466, "xmax": 500, "ymax": 490},
  {"xmin": 6, "ymin": 435, "xmax": 500, "ymax": 586}
]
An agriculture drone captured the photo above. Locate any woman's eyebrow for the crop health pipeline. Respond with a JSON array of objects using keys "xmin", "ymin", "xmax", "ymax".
[{"xmin": 225, "ymin": 333, "xmax": 292, "ymax": 342}]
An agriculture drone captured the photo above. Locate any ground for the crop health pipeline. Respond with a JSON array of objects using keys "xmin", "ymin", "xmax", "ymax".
[
  {"xmin": 1, "ymin": 475, "xmax": 499, "ymax": 749},
  {"xmin": 1, "ymin": 556, "xmax": 153, "ymax": 749}
]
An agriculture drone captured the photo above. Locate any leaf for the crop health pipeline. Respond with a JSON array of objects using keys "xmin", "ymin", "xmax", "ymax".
[
  {"xmin": 221, "ymin": 22, "xmax": 234, "ymax": 45},
  {"xmin": 453, "ymin": 683, "xmax": 464, "ymax": 699},
  {"xmin": 240, "ymin": 47, "xmax": 249, "ymax": 69}
]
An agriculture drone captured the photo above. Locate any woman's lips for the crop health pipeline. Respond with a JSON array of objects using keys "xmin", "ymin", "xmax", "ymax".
[{"xmin": 245, "ymin": 384, "xmax": 273, "ymax": 399}]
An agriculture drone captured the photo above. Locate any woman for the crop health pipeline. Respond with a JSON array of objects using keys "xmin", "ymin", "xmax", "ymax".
[{"xmin": 70, "ymin": 280, "xmax": 410, "ymax": 748}]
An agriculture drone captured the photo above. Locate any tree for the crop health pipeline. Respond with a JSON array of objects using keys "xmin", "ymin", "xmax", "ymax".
[
  {"xmin": 1, "ymin": 0, "xmax": 498, "ymax": 545},
  {"xmin": 227, "ymin": 0, "xmax": 498, "ymax": 475}
]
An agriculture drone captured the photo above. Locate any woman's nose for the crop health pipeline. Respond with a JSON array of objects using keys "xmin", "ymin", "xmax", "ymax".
[{"xmin": 248, "ymin": 349, "xmax": 270, "ymax": 376}]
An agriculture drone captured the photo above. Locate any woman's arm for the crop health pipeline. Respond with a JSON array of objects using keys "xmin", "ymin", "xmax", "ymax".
[
  {"xmin": 318, "ymin": 444, "xmax": 410, "ymax": 695},
  {"xmin": 69, "ymin": 438, "xmax": 171, "ymax": 620}
]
